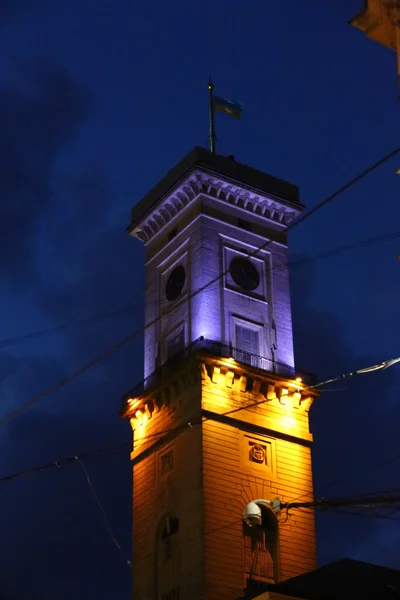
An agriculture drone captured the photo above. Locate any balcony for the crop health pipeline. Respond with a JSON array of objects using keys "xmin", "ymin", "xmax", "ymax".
[{"xmin": 121, "ymin": 337, "xmax": 316, "ymax": 411}]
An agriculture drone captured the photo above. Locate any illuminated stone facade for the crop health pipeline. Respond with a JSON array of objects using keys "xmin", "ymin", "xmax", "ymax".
[
  {"xmin": 122, "ymin": 147, "xmax": 319, "ymax": 600},
  {"xmin": 129, "ymin": 147, "xmax": 302, "ymax": 379}
]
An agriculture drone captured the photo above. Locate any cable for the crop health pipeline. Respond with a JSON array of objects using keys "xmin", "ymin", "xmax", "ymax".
[
  {"xmin": 292, "ymin": 147, "xmax": 400, "ymax": 228},
  {"xmin": 1, "ymin": 147, "xmax": 398, "ymax": 425},
  {"xmin": 279, "ymin": 487, "xmax": 400, "ymax": 521},
  {"xmin": 0, "ymin": 439, "xmax": 241, "ymax": 562},
  {"xmin": 2, "ymin": 351, "xmax": 397, "ymax": 484},
  {"xmin": 0, "ymin": 441, "xmax": 131, "ymax": 484},
  {"xmin": 0, "ymin": 302, "xmax": 141, "ymax": 349},
  {"xmin": 2, "ymin": 442, "xmax": 400, "ymax": 563},
  {"xmin": 3, "ymin": 436, "xmax": 400, "ymax": 518},
  {"xmin": 277, "ymin": 487, "xmax": 400, "ymax": 525},
  {"xmin": 289, "ymin": 228, "xmax": 400, "ymax": 267},
  {"xmin": 317, "ymin": 450, "xmax": 400, "ymax": 497},
  {"xmin": 75, "ymin": 457, "xmax": 132, "ymax": 570},
  {"xmin": 0, "ymin": 441, "xmax": 133, "ymax": 570},
  {"xmin": 0, "ymin": 328, "xmax": 144, "ymax": 425},
  {"xmin": 130, "ymin": 354, "xmax": 400, "ymax": 452},
  {"xmin": 302, "ymin": 357, "xmax": 400, "ymax": 393},
  {"xmin": 3, "ymin": 225, "xmax": 400, "ymax": 350},
  {"xmin": 331, "ymin": 508, "xmax": 400, "ymax": 523}
]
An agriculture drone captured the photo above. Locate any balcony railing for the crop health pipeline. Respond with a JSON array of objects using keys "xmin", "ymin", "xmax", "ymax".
[{"xmin": 121, "ymin": 337, "xmax": 316, "ymax": 410}]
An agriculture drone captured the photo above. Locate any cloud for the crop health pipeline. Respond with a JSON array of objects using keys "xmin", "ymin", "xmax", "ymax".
[
  {"xmin": 37, "ymin": 216, "xmax": 145, "ymax": 396},
  {"xmin": 35, "ymin": 160, "xmax": 145, "ymax": 386},
  {"xmin": 0, "ymin": 59, "xmax": 90, "ymax": 289},
  {"xmin": 291, "ymin": 256, "xmax": 400, "ymax": 568},
  {"xmin": 0, "ymin": 353, "xmax": 67, "ymax": 422},
  {"xmin": 0, "ymin": 409, "xmax": 131, "ymax": 599}
]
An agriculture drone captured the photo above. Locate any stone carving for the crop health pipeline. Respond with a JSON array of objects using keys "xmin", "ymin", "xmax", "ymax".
[{"xmin": 250, "ymin": 443, "xmax": 266, "ymax": 464}]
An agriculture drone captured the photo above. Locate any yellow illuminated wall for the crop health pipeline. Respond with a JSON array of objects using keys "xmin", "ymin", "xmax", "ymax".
[{"xmin": 125, "ymin": 354, "xmax": 318, "ymax": 600}]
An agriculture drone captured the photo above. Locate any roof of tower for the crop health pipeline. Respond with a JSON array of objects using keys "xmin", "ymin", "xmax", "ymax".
[{"xmin": 128, "ymin": 146, "xmax": 302, "ymax": 233}]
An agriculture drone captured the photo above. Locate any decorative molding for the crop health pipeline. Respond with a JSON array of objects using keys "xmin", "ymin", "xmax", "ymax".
[
  {"xmin": 131, "ymin": 170, "xmax": 302, "ymax": 243},
  {"xmin": 128, "ymin": 362, "xmax": 200, "ymax": 430},
  {"xmin": 200, "ymin": 359, "xmax": 316, "ymax": 412},
  {"xmin": 240, "ymin": 432, "xmax": 276, "ymax": 477},
  {"xmin": 126, "ymin": 355, "xmax": 317, "ymax": 432}
]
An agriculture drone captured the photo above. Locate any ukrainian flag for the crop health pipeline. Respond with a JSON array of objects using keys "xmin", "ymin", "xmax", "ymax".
[{"xmin": 214, "ymin": 95, "xmax": 242, "ymax": 120}]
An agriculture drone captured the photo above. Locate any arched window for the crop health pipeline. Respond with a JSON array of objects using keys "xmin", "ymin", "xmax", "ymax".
[
  {"xmin": 243, "ymin": 505, "xmax": 279, "ymax": 584},
  {"xmin": 155, "ymin": 516, "xmax": 181, "ymax": 600}
]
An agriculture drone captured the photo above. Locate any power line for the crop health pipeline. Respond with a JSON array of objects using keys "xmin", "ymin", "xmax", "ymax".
[
  {"xmin": 292, "ymin": 147, "xmax": 400, "ymax": 228},
  {"xmin": 289, "ymin": 228, "xmax": 400, "ymax": 268},
  {"xmin": 76, "ymin": 457, "xmax": 132, "ymax": 569},
  {"xmin": 266, "ymin": 356, "xmax": 400, "ymax": 508},
  {"xmin": 129, "ymin": 354, "xmax": 400, "ymax": 451},
  {"xmin": 3, "ymin": 225, "xmax": 400, "ymax": 351},
  {"xmin": 0, "ymin": 303, "xmax": 140, "ymax": 349},
  {"xmin": 3, "ymin": 437, "xmax": 400, "ymax": 534},
  {"xmin": 281, "ymin": 489, "xmax": 400, "ymax": 511},
  {"xmin": 331, "ymin": 508, "xmax": 400, "ymax": 523},
  {"xmin": 1, "ymin": 147, "xmax": 398, "ymax": 426},
  {"xmin": 0, "ymin": 441, "xmax": 131, "ymax": 484},
  {"xmin": 1, "ymin": 353, "xmax": 397, "ymax": 483},
  {"xmin": 0, "ymin": 441, "xmax": 133, "ymax": 570},
  {"xmin": 302, "ymin": 357, "xmax": 400, "ymax": 393},
  {"xmin": 277, "ymin": 488, "xmax": 400, "ymax": 525},
  {"xmin": 319, "ymin": 450, "xmax": 400, "ymax": 496}
]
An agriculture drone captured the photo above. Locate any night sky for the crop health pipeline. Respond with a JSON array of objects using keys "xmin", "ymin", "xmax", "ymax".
[{"xmin": 1, "ymin": 0, "xmax": 400, "ymax": 598}]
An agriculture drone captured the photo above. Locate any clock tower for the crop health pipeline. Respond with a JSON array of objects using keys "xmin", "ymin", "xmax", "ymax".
[{"xmin": 121, "ymin": 147, "xmax": 319, "ymax": 600}]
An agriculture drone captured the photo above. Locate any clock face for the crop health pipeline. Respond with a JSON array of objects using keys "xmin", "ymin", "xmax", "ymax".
[
  {"xmin": 229, "ymin": 257, "xmax": 260, "ymax": 291},
  {"xmin": 165, "ymin": 265, "xmax": 186, "ymax": 301}
]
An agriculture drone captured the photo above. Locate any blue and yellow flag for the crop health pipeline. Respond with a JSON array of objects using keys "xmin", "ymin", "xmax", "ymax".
[{"xmin": 214, "ymin": 95, "xmax": 242, "ymax": 120}]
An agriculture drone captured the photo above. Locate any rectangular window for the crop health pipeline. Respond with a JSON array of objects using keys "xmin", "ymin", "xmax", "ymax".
[
  {"xmin": 235, "ymin": 325, "xmax": 260, "ymax": 355},
  {"xmin": 166, "ymin": 329, "xmax": 184, "ymax": 360}
]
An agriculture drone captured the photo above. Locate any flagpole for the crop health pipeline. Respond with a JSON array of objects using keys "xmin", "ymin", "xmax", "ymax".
[{"xmin": 207, "ymin": 79, "xmax": 216, "ymax": 154}]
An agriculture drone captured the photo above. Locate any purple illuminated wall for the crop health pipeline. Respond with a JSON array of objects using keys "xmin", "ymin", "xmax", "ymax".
[{"xmin": 140, "ymin": 181, "xmax": 296, "ymax": 379}]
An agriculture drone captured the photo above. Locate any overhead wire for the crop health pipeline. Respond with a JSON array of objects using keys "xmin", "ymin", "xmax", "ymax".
[
  {"xmin": 1, "ymin": 146, "xmax": 399, "ymax": 426},
  {"xmin": 266, "ymin": 354, "xmax": 400, "ymax": 509},
  {"xmin": 301, "ymin": 357, "xmax": 400, "ymax": 393},
  {"xmin": 75, "ymin": 456, "xmax": 132, "ymax": 570},
  {"xmin": 0, "ymin": 441, "xmax": 131, "ymax": 484},
  {"xmin": 3, "ymin": 439, "xmax": 400, "ymax": 530},
  {"xmin": 1, "ymin": 436, "xmax": 400, "ymax": 573},
  {"xmin": 128, "ymin": 354, "xmax": 400, "ymax": 452},
  {"xmin": 318, "ymin": 449, "xmax": 400, "ymax": 497},
  {"xmin": 1, "ymin": 350, "xmax": 399, "ymax": 485},
  {"xmin": 331, "ymin": 508, "xmax": 400, "ymax": 523},
  {"xmin": 2, "ymin": 226, "xmax": 400, "ymax": 350},
  {"xmin": 0, "ymin": 302, "xmax": 141, "ymax": 349},
  {"xmin": 0, "ymin": 435, "xmax": 241, "ymax": 570}
]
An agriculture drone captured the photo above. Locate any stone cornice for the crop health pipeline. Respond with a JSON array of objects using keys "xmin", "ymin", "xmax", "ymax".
[
  {"xmin": 200, "ymin": 357, "xmax": 317, "ymax": 413},
  {"xmin": 129, "ymin": 169, "xmax": 302, "ymax": 244},
  {"xmin": 124, "ymin": 359, "xmax": 200, "ymax": 427},
  {"xmin": 124, "ymin": 354, "xmax": 317, "ymax": 432}
]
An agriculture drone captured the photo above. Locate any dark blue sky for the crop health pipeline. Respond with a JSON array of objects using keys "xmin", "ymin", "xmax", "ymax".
[{"xmin": 1, "ymin": 0, "xmax": 400, "ymax": 598}]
